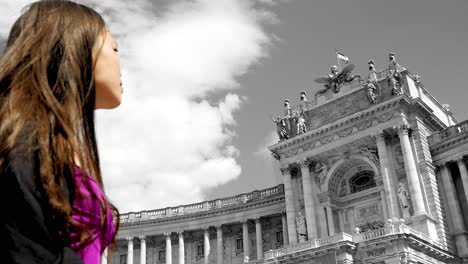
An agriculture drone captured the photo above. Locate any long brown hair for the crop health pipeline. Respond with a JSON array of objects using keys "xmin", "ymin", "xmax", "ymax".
[{"xmin": 0, "ymin": 0, "xmax": 119, "ymax": 248}]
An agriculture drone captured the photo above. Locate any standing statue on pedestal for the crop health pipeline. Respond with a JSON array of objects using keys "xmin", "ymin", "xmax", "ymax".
[
  {"xmin": 361, "ymin": 60, "xmax": 381, "ymax": 104},
  {"xmin": 388, "ymin": 52, "xmax": 403, "ymax": 96},
  {"xmin": 397, "ymin": 182, "xmax": 411, "ymax": 218},
  {"xmin": 314, "ymin": 63, "xmax": 360, "ymax": 96},
  {"xmin": 272, "ymin": 116, "xmax": 289, "ymax": 141},
  {"xmin": 315, "ymin": 162, "xmax": 329, "ymax": 191},
  {"xmin": 294, "ymin": 110, "xmax": 307, "ymax": 135},
  {"xmin": 296, "ymin": 212, "xmax": 307, "ymax": 242}
]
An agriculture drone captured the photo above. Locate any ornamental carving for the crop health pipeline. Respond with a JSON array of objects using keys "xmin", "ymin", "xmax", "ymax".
[
  {"xmin": 278, "ymin": 110, "xmax": 398, "ymax": 159},
  {"xmin": 358, "ymin": 204, "xmax": 379, "ymax": 219}
]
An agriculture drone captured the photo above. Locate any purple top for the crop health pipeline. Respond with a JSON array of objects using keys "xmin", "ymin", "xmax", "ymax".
[{"xmin": 70, "ymin": 167, "xmax": 115, "ymax": 264}]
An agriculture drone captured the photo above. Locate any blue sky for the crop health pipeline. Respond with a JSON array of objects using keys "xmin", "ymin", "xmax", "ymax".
[{"xmin": 1, "ymin": 0, "xmax": 467, "ymax": 212}]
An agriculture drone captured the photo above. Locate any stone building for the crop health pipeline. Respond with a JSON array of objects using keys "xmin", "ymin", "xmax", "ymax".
[{"xmin": 111, "ymin": 55, "xmax": 468, "ymax": 264}]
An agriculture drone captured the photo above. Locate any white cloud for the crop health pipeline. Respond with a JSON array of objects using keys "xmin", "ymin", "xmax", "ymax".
[
  {"xmin": 96, "ymin": 0, "xmax": 274, "ymax": 212},
  {"xmin": 0, "ymin": 0, "xmax": 274, "ymax": 212}
]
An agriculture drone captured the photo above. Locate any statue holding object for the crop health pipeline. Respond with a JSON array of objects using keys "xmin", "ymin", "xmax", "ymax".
[
  {"xmin": 293, "ymin": 110, "xmax": 307, "ymax": 135},
  {"xmin": 361, "ymin": 60, "xmax": 381, "ymax": 104},
  {"xmin": 388, "ymin": 52, "xmax": 403, "ymax": 95},
  {"xmin": 272, "ymin": 116, "xmax": 289, "ymax": 141}
]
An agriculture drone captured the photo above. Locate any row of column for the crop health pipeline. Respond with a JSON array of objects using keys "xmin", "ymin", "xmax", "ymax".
[
  {"xmin": 438, "ymin": 159, "xmax": 468, "ymax": 257},
  {"xmin": 123, "ymin": 217, "xmax": 278, "ymax": 264},
  {"xmin": 279, "ymin": 123, "xmax": 430, "ymax": 245}
]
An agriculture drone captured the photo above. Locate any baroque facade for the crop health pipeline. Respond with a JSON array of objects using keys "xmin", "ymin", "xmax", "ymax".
[{"xmin": 111, "ymin": 54, "xmax": 468, "ymax": 264}]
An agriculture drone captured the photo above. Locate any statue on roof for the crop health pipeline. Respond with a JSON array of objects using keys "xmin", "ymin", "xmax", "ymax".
[
  {"xmin": 388, "ymin": 52, "xmax": 403, "ymax": 95},
  {"xmin": 361, "ymin": 60, "xmax": 381, "ymax": 104},
  {"xmin": 314, "ymin": 64, "xmax": 360, "ymax": 96},
  {"xmin": 293, "ymin": 110, "xmax": 307, "ymax": 135},
  {"xmin": 272, "ymin": 116, "xmax": 289, "ymax": 141}
]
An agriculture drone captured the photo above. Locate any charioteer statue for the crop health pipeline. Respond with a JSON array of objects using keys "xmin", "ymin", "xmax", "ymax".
[{"xmin": 314, "ymin": 64, "xmax": 360, "ymax": 97}]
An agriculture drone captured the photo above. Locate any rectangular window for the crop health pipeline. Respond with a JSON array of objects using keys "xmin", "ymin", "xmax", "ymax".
[
  {"xmin": 276, "ymin": 230, "xmax": 283, "ymax": 243},
  {"xmin": 158, "ymin": 250, "xmax": 165, "ymax": 261},
  {"xmin": 119, "ymin": 254, "xmax": 127, "ymax": 264},
  {"xmin": 197, "ymin": 244, "xmax": 204, "ymax": 256},
  {"xmin": 236, "ymin": 238, "xmax": 243, "ymax": 250}
]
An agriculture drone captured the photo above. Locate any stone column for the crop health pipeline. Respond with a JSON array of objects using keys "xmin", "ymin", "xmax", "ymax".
[
  {"xmin": 101, "ymin": 247, "xmax": 108, "ymax": 264},
  {"xmin": 255, "ymin": 218, "xmax": 263, "ymax": 259},
  {"xmin": 398, "ymin": 124, "xmax": 426, "ymax": 215},
  {"xmin": 380, "ymin": 189, "xmax": 389, "ymax": 221},
  {"xmin": 139, "ymin": 236, "xmax": 146, "ymax": 264},
  {"xmin": 348, "ymin": 208, "xmax": 356, "ymax": 232},
  {"xmin": 376, "ymin": 132, "xmax": 400, "ymax": 219},
  {"xmin": 338, "ymin": 210, "xmax": 345, "ymax": 233},
  {"xmin": 439, "ymin": 164, "xmax": 468, "ymax": 257},
  {"xmin": 203, "ymin": 228, "xmax": 210, "ymax": 264},
  {"xmin": 126, "ymin": 237, "xmax": 134, "ymax": 264},
  {"xmin": 281, "ymin": 212, "xmax": 289, "ymax": 246},
  {"xmin": 326, "ymin": 206, "xmax": 335, "ymax": 236},
  {"xmin": 281, "ymin": 166, "xmax": 298, "ymax": 244},
  {"xmin": 299, "ymin": 159, "xmax": 317, "ymax": 240},
  {"xmin": 165, "ymin": 233, "xmax": 172, "ymax": 264},
  {"xmin": 455, "ymin": 157, "xmax": 468, "ymax": 206},
  {"xmin": 242, "ymin": 220, "xmax": 250, "ymax": 260},
  {"xmin": 178, "ymin": 232, "xmax": 184, "ymax": 264},
  {"xmin": 216, "ymin": 225, "xmax": 223, "ymax": 264}
]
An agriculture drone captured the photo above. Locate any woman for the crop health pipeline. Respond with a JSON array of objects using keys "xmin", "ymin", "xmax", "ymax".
[{"xmin": 0, "ymin": 0, "xmax": 122, "ymax": 263}]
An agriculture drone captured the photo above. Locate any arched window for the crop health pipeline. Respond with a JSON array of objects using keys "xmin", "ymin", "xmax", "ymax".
[{"xmin": 349, "ymin": 171, "xmax": 376, "ymax": 193}]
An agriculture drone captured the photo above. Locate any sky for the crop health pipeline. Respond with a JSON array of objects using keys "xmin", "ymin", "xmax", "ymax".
[{"xmin": 1, "ymin": 0, "xmax": 467, "ymax": 213}]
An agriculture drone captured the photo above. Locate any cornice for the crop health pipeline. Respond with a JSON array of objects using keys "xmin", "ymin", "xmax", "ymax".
[
  {"xmin": 269, "ymin": 96, "xmax": 406, "ymax": 155},
  {"xmin": 430, "ymin": 133, "xmax": 468, "ymax": 155}
]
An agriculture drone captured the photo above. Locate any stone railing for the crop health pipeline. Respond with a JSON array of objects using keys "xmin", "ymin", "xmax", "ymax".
[
  {"xmin": 263, "ymin": 232, "xmax": 353, "ymax": 260},
  {"xmin": 260, "ymin": 222, "xmax": 442, "ymax": 263},
  {"xmin": 119, "ymin": 184, "xmax": 284, "ymax": 224},
  {"xmin": 428, "ymin": 120, "xmax": 468, "ymax": 146}
]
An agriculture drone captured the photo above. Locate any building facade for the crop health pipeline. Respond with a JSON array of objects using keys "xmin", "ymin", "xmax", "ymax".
[{"xmin": 112, "ymin": 55, "xmax": 468, "ymax": 264}]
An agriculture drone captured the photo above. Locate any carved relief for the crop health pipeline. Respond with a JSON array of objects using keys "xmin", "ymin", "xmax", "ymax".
[{"xmin": 357, "ymin": 204, "xmax": 379, "ymax": 219}]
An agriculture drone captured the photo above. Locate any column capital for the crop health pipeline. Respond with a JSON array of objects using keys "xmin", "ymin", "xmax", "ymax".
[
  {"xmin": 280, "ymin": 165, "xmax": 291, "ymax": 175},
  {"xmin": 398, "ymin": 123, "xmax": 411, "ymax": 135},
  {"xmin": 436, "ymin": 162, "xmax": 449, "ymax": 172},
  {"xmin": 281, "ymin": 211, "xmax": 287, "ymax": 217},
  {"xmin": 455, "ymin": 156, "xmax": 466, "ymax": 165},
  {"xmin": 138, "ymin": 235, "xmax": 146, "ymax": 241},
  {"xmin": 241, "ymin": 219, "xmax": 250, "ymax": 225},
  {"xmin": 215, "ymin": 224, "xmax": 223, "ymax": 230},
  {"xmin": 254, "ymin": 217, "xmax": 262, "ymax": 224},
  {"xmin": 297, "ymin": 158, "xmax": 311, "ymax": 168},
  {"xmin": 126, "ymin": 237, "xmax": 134, "ymax": 242},
  {"xmin": 177, "ymin": 230, "xmax": 184, "ymax": 236},
  {"xmin": 163, "ymin": 232, "xmax": 172, "ymax": 238}
]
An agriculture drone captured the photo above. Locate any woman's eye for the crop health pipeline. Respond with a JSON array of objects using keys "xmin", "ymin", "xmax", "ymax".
[{"xmin": 113, "ymin": 48, "xmax": 119, "ymax": 52}]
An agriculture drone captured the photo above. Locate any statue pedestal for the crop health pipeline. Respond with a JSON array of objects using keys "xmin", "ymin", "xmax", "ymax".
[{"xmin": 402, "ymin": 207, "xmax": 410, "ymax": 219}]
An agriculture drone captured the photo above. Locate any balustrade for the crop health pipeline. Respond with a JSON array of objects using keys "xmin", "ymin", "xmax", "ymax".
[{"xmin": 119, "ymin": 184, "xmax": 284, "ymax": 223}]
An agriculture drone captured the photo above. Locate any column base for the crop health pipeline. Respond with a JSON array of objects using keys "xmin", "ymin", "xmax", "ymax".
[
  {"xmin": 405, "ymin": 213, "xmax": 439, "ymax": 241},
  {"xmin": 454, "ymin": 232, "xmax": 468, "ymax": 258}
]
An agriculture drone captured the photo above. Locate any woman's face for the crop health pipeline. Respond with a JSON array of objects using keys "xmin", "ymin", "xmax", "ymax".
[{"xmin": 93, "ymin": 30, "xmax": 122, "ymax": 109}]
